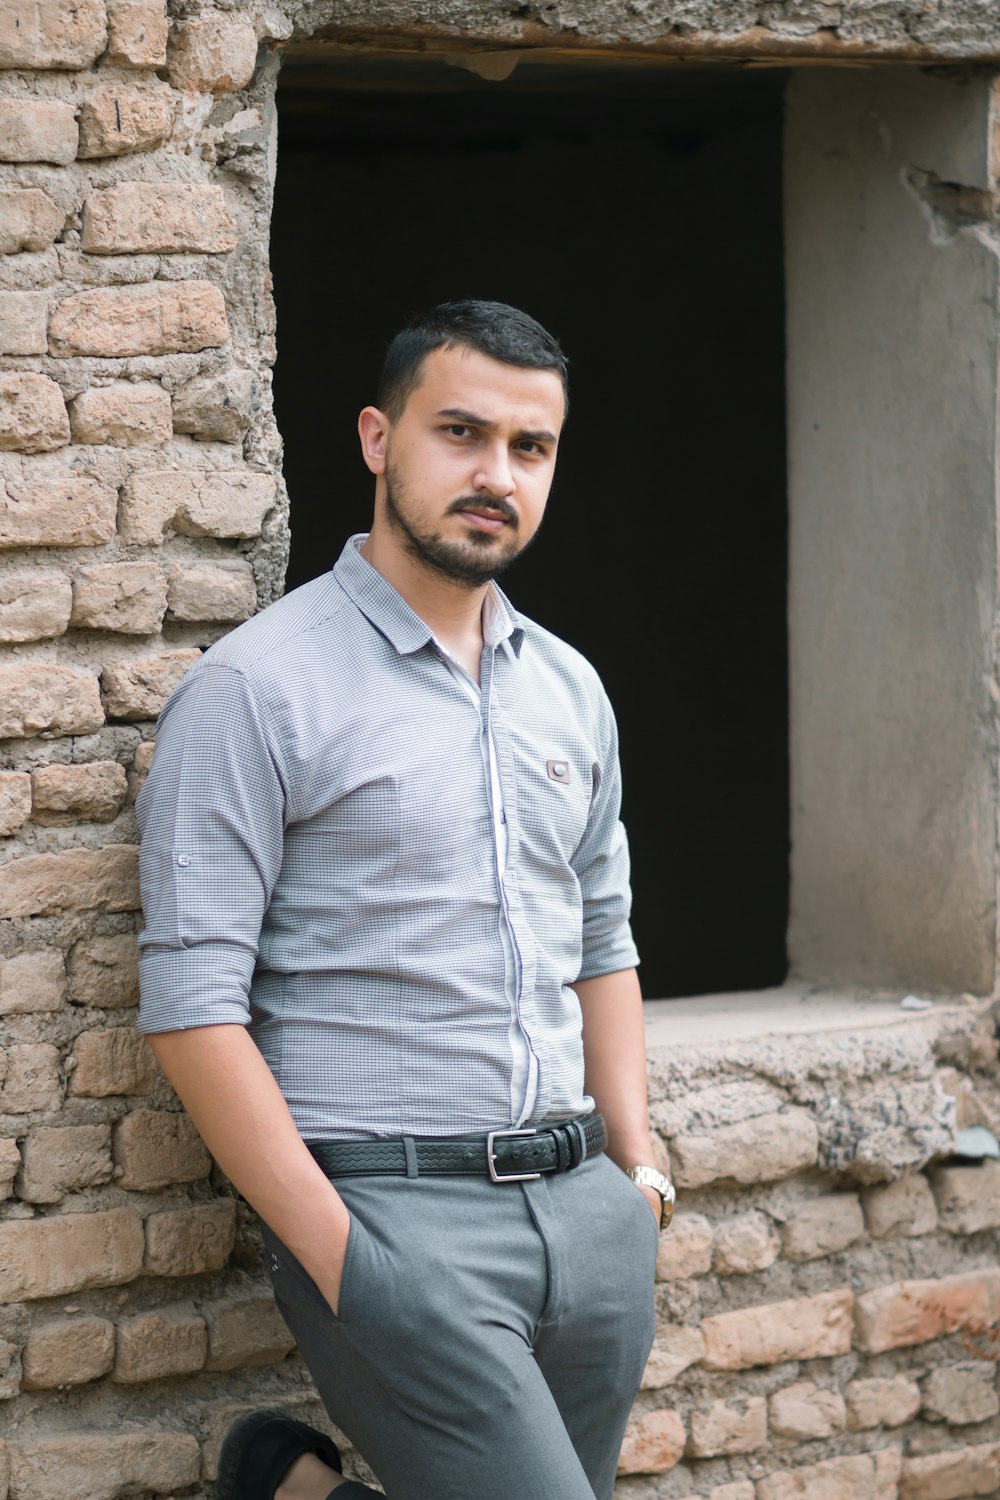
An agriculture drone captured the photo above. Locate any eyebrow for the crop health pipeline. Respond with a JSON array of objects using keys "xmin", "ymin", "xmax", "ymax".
[{"xmin": 435, "ymin": 408, "xmax": 558, "ymax": 445}]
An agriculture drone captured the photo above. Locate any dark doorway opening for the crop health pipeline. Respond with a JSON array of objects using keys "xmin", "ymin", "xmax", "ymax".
[{"xmin": 272, "ymin": 52, "xmax": 789, "ymax": 999}]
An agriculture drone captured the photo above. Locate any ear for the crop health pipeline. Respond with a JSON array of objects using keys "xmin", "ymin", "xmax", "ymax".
[{"xmin": 358, "ymin": 406, "xmax": 389, "ymax": 476}]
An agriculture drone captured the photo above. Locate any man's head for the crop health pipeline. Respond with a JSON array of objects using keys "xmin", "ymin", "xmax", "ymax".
[
  {"xmin": 359, "ymin": 301, "xmax": 568, "ymax": 590},
  {"xmin": 376, "ymin": 300, "xmax": 569, "ymax": 425}
]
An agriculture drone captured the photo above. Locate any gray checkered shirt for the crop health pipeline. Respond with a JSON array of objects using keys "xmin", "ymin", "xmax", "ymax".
[{"xmin": 137, "ymin": 537, "xmax": 638, "ymax": 1140}]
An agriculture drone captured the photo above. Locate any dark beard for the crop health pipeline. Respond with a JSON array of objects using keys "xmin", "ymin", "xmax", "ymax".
[{"xmin": 383, "ymin": 466, "xmax": 535, "ymax": 588}]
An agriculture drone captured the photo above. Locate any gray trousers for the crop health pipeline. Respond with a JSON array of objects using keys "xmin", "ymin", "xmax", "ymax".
[{"xmin": 263, "ymin": 1151, "xmax": 658, "ymax": 1500}]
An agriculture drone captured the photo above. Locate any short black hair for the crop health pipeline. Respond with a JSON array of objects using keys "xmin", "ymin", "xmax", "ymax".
[{"xmin": 376, "ymin": 299, "xmax": 569, "ymax": 421}]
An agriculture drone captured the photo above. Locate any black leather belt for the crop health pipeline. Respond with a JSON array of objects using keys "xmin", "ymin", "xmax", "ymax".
[{"xmin": 306, "ymin": 1114, "xmax": 607, "ymax": 1183}]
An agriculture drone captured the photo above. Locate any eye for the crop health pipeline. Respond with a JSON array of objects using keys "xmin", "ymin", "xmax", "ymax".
[{"xmin": 444, "ymin": 424, "xmax": 473, "ymax": 439}]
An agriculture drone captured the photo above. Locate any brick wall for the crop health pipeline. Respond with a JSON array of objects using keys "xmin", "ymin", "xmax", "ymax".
[
  {"xmin": 1, "ymin": 4, "xmax": 1000, "ymax": 1499},
  {"xmin": 0, "ymin": 4, "xmax": 301, "ymax": 1496},
  {"xmin": 622, "ymin": 1009, "xmax": 1000, "ymax": 1499}
]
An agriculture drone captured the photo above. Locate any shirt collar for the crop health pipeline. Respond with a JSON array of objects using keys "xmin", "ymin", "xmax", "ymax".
[{"xmin": 334, "ymin": 535, "xmax": 525, "ymax": 659}]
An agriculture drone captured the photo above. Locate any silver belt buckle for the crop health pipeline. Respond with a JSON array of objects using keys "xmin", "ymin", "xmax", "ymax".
[{"xmin": 487, "ymin": 1127, "xmax": 540, "ymax": 1183}]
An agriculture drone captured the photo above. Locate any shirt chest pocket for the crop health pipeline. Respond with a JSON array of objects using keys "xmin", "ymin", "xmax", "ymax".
[{"xmin": 528, "ymin": 759, "xmax": 593, "ymax": 861}]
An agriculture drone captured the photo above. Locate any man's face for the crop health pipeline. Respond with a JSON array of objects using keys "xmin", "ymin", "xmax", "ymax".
[{"xmin": 365, "ymin": 344, "xmax": 565, "ymax": 588}]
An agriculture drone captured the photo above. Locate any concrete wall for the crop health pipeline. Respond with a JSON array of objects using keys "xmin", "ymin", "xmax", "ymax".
[
  {"xmin": 1, "ymin": 4, "xmax": 1000, "ymax": 1499},
  {"xmin": 785, "ymin": 69, "xmax": 1000, "ymax": 994}
]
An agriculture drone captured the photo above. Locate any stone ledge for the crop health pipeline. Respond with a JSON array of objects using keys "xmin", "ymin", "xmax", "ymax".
[
  {"xmin": 644, "ymin": 983, "xmax": 986, "ymax": 1052},
  {"xmin": 644, "ymin": 984, "xmax": 995, "ymax": 1185}
]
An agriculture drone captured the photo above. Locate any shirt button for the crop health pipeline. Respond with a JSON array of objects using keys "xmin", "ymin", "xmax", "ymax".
[{"xmin": 176, "ymin": 855, "xmax": 190, "ymax": 867}]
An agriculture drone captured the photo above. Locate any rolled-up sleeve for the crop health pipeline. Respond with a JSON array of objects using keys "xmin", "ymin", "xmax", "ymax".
[
  {"xmin": 136, "ymin": 663, "xmax": 286, "ymax": 1035},
  {"xmin": 573, "ymin": 695, "xmax": 640, "ymax": 981}
]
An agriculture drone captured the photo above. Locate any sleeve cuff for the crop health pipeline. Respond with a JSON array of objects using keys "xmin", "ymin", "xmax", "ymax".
[{"xmin": 137, "ymin": 941, "xmax": 254, "ymax": 1034}]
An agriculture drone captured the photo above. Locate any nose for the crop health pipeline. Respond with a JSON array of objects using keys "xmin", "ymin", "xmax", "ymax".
[{"xmin": 473, "ymin": 442, "xmax": 515, "ymax": 500}]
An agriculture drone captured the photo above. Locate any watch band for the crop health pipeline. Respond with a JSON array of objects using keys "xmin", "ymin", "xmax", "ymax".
[{"xmin": 625, "ymin": 1164, "xmax": 676, "ymax": 1230}]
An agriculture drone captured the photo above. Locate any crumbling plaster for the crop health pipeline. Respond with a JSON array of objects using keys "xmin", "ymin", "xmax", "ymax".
[{"xmin": 265, "ymin": 0, "xmax": 1000, "ymax": 61}]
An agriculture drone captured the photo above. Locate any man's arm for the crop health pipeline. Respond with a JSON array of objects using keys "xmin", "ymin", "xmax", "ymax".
[
  {"xmin": 138, "ymin": 664, "xmax": 351, "ymax": 1310},
  {"xmin": 572, "ymin": 967, "xmax": 661, "ymax": 1221},
  {"xmin": 147, "ymin": 1024, "xmax": 352, "ymax": 1313}
]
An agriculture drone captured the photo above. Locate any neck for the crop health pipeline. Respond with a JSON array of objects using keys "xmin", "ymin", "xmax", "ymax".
[{"xmin": 360, "ymin": 526, "xmax": 489, "ymax": 672}]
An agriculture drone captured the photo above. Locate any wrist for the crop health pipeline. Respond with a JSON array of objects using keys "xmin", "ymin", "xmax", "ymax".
[{"xmin": 623, "ymin": 1163, "xmax": 675, "ymax": 1230}]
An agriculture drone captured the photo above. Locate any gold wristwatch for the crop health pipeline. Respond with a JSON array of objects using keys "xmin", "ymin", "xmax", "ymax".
[{"xmin": 625, "ymin": 1165, "xmax": 675, "ymax": 1230}]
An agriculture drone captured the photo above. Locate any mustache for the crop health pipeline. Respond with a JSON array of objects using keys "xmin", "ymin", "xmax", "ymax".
[{"xmin": 446, "ymin": 496, "xmax": 519, "ymax": 527}]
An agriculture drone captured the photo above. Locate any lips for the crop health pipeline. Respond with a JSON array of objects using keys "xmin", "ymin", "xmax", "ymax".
[{"xmin": 457, "ymin": 507, "xmax": 508, "ymax": 533}]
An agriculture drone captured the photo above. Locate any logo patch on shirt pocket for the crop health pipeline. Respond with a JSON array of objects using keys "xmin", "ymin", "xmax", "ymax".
[{"xmin": 547, "ymin": 759, "xmax": 571, "ymax": 784}]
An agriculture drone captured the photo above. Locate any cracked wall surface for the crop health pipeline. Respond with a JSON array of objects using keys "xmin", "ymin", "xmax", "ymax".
[{"xmin": 1, "ymin": 4, "xmax": 1000, "ymax": 1499}]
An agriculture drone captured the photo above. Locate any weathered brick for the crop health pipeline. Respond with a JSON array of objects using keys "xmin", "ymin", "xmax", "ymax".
[
  {"xmin": 17, "ymin": 1123, "xmax": 112, "ymax": 1203},
  {"xmin": 0, "ymin": 0, "xmax": 107, "ymax": 69},
  {"xmin": 0, "ymin": 569, "xmax": 71, "ymax": 642},
  {"xmin": 713, "ymin": 1211, "xmax": 779, "ymax": 1274},
  {"xmin": 6, "ymin": 1431, "xmax": 200, "ymax": 1500},
  {"xmin": 113, "ymin": 1303, "xmax": 207, "ymax": 1382},
  {"xmin": 0, "ymin": 101, "xmax": 77, "ymax": 165},
  {"xmin": 0, "ymin": 662, "xmax": 101, "ymax": 738},
  {"xmin": 700, "ymin": 1288, "xmax": 854, "ymax": 1371},
  {"xmin": 846, "ymin": 1374, "xmax": 922, "ymax": 1430},
  {"xmin": 68, "ymin": 933, "xmax": 139, "ymax": 1009},
  {"xmin": 172, "ymin": 368, "xmax": 254, "ymax": 443},
  {"xmin": 106, "ymin": 1, "xmax": 169, "ymax": 68},
  {"xmin": 83, "ymin": 184, "xmax": 238, "ymax": 255},
  {"xmin": 78, "ymin": 80, "xmax": 175, "ymax": 159},
  {"xmin": 931, "ymin": 1160, "xmax": 1000, "ymax": 1235},
  {"xmin": 168, "ymin": 559, "xmax": 256, "ymax": 622},
  {"xmin": 49, "ymin": 282, "xmax": 229, "ymax": 358},
  {"xmin": 71, "ymin": 561, "xmax": 167, "ymax": 632},
  {"xmin": 120, "ymin": 468, "xmax": 275, "ymax": 543},
  {"xmin": 0, "ymin": 471, "xmax": 117, "ymax": 549},
  {"xmin": 641, "ymin": 1324, "xmax": 706, "ymax": 1389},
  {"xmin": 854, "ymin": 1269, "xmax": 1000, "ymax": 1354},
  {"xmin": 758, "ymin": 1453, "xmax": 885, "ymax": 1500},
  {"xmin": 5, "ymin": 845, "xmax": 138, "ymax": 917},
  {"xmin": 131, "ymin": 740, "xmax": 154, "ymax": 799},
  {"xmin": 202, "ymin": 1292, "xmax": 295, "ymax": 1372},
  {"xmin": 114, "ymin": 1108, "xmax": 210, "ymax": 1190},
  {"xmin": 655, "ymin": 1211, "xmax": 711, "ymax": 1281},
  {"xmin": 70, "ymin": 381, "xmax": 172, "ymax": 448},
  {"xmin": 69, "ymin": 1027, "xmax": 156, "ymax": 1097},
  {"xmin": 0, "ymin": 373, "xmax": 69, "ymax": 454},
  {"xmin": 781, "ymin": 1193, "xmax": 865, "ymax": 1262},
  {"xmin": 167, "ymin": 14, "xmax": 258, "ymax": 94},
  {"xmin": 0, "ymin": 772, "xmax": 32, "ymax": 836},
  {"xmin": 862, "ymin": 1175, "xmax": 939, "ymax": 1239},
  {"xmin": 21, "ymin": 1316, "xmax": 115, "ymax": 1389},
  {"xmin": 0, "ymin": 950, "xmax": 65, "ymax": 1014},
  {"xmin": 0, "ymin": 1207, "xmax": 143, "ymax": 1300},
  {"xmin": 31, "ymin": 762, "xmax": 129, "ymax": 825},
  {"xmin": 0, "ymin": 1138, "xmax": 19, "ymax": 1199},
  {"xmin": 670, "ymin": 1108, "xmax": 819, "ymax": 1188},
  {"xmin": 686, "ymin": 1396, "xmax": 767, "ymax": 1457},
  {"xmin": 0, "ymin": 1042, "xmax": 61, "ymax": 1113},
  {"xmin": 616, "ymin": 1409, "xmax": 685, "ymax": 1476},
  {"xmin": 0, "ymin": 291, "xmax": 49, "ymax": 355},
  {"xmin": 143, "ymin": 1201, "xmax": 236, "ymax": 1277},
  {"xmin": 710, "ymin": 1485, "xmax": 755, "ymax": 1500},
  {"xmin": 922, "ymin": 1362, "xmax": 1000, "ymax": 1425},
  {"xmin": 899, "ymin": 1441, "xmax": 1000, "ymax": 1499},
  {"xmin": 769, "ymin": 1380, "xmax": 846, "ymax": 1439},
  {"xmin": 0, "ymin": 188, "xmax": 64, "ymax": 254},
  {"xmin": 102, "ymin": 650, "xmax": 201, "ymax": 720}
]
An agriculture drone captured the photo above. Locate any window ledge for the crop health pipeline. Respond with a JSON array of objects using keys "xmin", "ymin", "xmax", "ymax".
[{"xmin": 644, "ymin": 981, "xmax": 989, "ymax": 1051}]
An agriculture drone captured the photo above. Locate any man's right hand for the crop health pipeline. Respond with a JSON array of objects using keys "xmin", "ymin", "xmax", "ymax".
[
  {"xmin": 146, "ymin": 1024, "xmax": 356, "ymax": 1317},
  {"xmin": 311, "ymin": 1213, "xmax": 353, "ymax": 1319}
]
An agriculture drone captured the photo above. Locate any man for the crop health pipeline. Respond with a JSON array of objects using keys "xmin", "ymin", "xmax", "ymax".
[{"xmin": 137, "ymin": 300, "xmax": 673, "ymax": 1500}]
